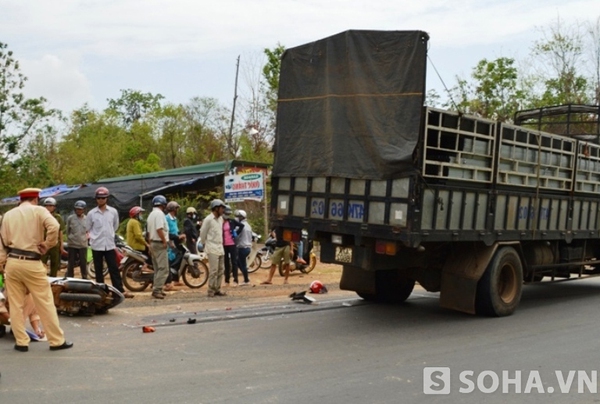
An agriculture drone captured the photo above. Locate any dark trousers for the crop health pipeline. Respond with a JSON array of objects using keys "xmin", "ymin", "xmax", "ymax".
[
  {"xmin": 67, "ymin": 246, "xmax": 88, "ymax": 278},
  {"xmin": 92, "ymin": 249, "xmax": 124, "ymax": 292},
  {"xmin": 237, "ymin": 247, "xmax": 251, "ymax": 283},
  {"xmin": 224, "ymin": 245, "xmax": 239, "ymax": 283}
]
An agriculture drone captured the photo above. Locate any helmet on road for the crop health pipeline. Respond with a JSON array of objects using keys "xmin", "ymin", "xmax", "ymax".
[
  {"xmin": 186, "ymin": 207, "xmax": 197, "ymax": 214},
  {"xmin": 74, "ymin": 200, "xmax": 86, "ymax": 209},
  {"xmin": 152, "ymin": 195, "xmax": 167, "ymax": 206},
  {"xmin": 129, "ymin": 206, "xmax": 145, "ymax": 218},
  {"xmin": 43, "ymin": 197, "xmax": 57, "ymax": 206},
  {"xmin": 209, "ymin": 199, "xmax": 226, "ymax": 210},
  {"xmin": 309, "ymin": 280, "xmax": 327, "ymax": 294},
  {"xmin": 236, "ymin": 209, "xmax": 247, "ymax": 219},
  {"xmin": 95, "ymin": 187, "xmax": 110, "ymax": 198},
  {"xmin": 166, "ymin": 201, "xmax": 180, "ymax": 212}
]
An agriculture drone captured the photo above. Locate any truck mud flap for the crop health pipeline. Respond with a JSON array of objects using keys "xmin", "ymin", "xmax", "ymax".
[{"xmin": 439, "ymin": 243, "xmax": 499, "ymax": 314}]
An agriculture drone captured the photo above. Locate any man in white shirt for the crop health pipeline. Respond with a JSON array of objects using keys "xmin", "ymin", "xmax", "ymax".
[
  {"xmin": 146, "ymin": 195, "xmax": 169, "ymax": 299},
  {"xmin": 86, "ymin": 187, "xmax": 133, "ymax": 298},
  {"xmin": 200, "ymin": 199, "xmax": 226, "ymax": 297}
]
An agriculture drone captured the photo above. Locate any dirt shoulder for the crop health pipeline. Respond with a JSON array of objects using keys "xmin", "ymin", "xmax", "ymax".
[{"xmin": 110, "ymin": 261, "xmax": 353, "ymax": 317}]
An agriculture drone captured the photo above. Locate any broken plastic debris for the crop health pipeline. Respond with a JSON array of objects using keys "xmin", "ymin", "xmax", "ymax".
[{"xmin": 142, "ymin": 326, "xmax": 155, "ymax": 333}]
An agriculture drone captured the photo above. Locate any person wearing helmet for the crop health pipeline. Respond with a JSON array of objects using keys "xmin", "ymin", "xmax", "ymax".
[
  {"xmin": 222, "ymin": 205, "xmax": 244, "ymax": 287},
  {"xmin": 200, "ymin": 198, "xmax": 227, "ymax": 297},
  {"xmin": 146, "ymin": 195, "xmax": 170, "ymax": 299},
  {"xmin": 126, "ymin": 206, "xmax": 151, "ymax": 268},
  {"xmin": 235, "ymin": 210, "xmax": 252, "ymax": 286},
  {"xmin": 86, "ymin": 187, "xmax": 133, "ymax": 298},
  {"xmin": 183, "ymin": 207, "xmax": 199, "ymax": 254},
  {"xmin": 41, "ymin": 197, "xmax": 66, "ymax": 277},
  {"xmin": 65, "ymin": 200, "xmax": 89, "ymax": 279},
  {"xmin": 165, "ymin": 201, "xmax": 185, "ymax": 289}
]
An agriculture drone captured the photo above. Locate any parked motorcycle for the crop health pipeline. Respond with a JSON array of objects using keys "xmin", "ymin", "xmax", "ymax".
[
  {"xmin": 49, "ymin": 276, "xmax": 124, "ymax": 315},
  {"xmin": 121, "ymin": 243, "xmax": 209, "ymax": 292},
  {"xmin": 278, "ymin": 231, "xmax": 317, "ymax": 276},
  {"xmin": 254, "ymin": 235, "xmax": 276, "ymax": 271},
  {"xmin": 247, "ymin": 232, "xmax": 264, "ymax": 273}
]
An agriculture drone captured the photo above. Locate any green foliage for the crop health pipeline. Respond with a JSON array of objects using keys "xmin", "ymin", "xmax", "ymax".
[
  {"xmin": 262, "ymin": 44, "xmax": 285, "ymax": 112},
  {"xmin": 106, "ymin": 89, "xmax": 164, "ymax": 128},
  {"xmin": 0, "ymin": 42, "xmax": 61, "ymax": 195},
  {"xmin": 133, "ymin": 153, "xmax": 162, "ymax": 174},
  {"xmin": 447, "ymin": 57, "xmax": 527, "ymax": 121}
]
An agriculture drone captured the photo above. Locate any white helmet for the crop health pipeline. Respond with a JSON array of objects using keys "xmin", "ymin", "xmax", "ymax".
[
  {"xmin": 43, "ymin": 197, "xmax": 57, "ymax": 206},
  {"xmin": 236, "ymin": 209, "xmax": 247, "ymax": 219}
]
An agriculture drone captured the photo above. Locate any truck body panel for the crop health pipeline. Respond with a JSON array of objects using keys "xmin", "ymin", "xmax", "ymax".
[{"xmin": 271, "ymin": 30, "xmax": 600, "ymax": 315}]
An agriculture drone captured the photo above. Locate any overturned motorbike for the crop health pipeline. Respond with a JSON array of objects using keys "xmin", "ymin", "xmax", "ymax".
[
  {"xmin": 121, "ymin": 243, "xmax": 209, "ymax": 292},
  {"xmin": 49, "ymin": 276, "xmax": 124, "ymax": 315}
]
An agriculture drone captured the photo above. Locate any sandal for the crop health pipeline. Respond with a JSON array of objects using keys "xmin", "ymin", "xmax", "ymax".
[{"xmin": 260, "ymin": 281, "xmax": 272, "ymax": 285}]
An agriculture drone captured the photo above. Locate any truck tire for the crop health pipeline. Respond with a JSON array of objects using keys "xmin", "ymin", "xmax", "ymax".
[
  {"xmin": 476, "ymin": 246, "xmax": 523, "ymax": 317},
  {"xmin": 358, "ymin": 271, "xmax": 415, "ymax": 303}
]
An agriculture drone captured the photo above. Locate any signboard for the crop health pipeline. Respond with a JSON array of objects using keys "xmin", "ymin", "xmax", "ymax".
[{"xmin": 224, "ymin": 171, "xmax": 264, "ymax": 202}]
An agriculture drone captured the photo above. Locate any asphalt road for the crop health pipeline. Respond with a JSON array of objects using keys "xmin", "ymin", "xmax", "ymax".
[{"xmin": 3, "ymin": 278, "xmax": 600, "ymax": 403}]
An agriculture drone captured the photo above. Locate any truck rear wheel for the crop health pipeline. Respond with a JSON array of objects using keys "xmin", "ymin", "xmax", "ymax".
[
  {"xmin": 476, "ymin": 246, "xmax": 523, "ymax": 317},
  {"xmin": 358, "ymin": 271, "xmax": 415, "ymax": 304}
]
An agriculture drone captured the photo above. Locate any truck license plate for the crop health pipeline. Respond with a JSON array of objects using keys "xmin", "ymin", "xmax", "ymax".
[{"xmin": 335, "ymin": 246, "xmax": 353, "ymax": 263}]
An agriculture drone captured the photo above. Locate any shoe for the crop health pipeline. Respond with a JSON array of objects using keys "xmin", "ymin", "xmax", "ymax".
[
  {"xmin": 207, "ymin": 292, "xmax": 215, "ymax": 298},
  {"xmin": 14, "ymin": 344, "xmax": 28, "ymax": 352},
  {"xmin": 240, "ymin": 282, "xmax": 250, "ymax": 286},
  {"xmin": 224, "ymin": 282, "xmax": 230, "ymax": 287},
  {"xmin": 49, "ymin": 341, "xmax": 73, "ymax": 351},
  {"xmin": 260, "ymin": 281, "xmax": 272, "ymax": 285},
  {"xmin": 297, "ymin": 258, "xmax": 307, "ymax": 265},
  {"xmin": 123, "ymin": 291, "xmax": 135, "ymax": 298},
  {"xmin": 214, "ymin": 291, "xmax": 227, "ymax": 297},
  {"xmin": 152, "ymin": 292, "xmax": 165, "ymax": 299},
  {"xmin": 232, "ymin": 282, "xmax": 238, "ymax": 288},
  {"xmin": 163, "ymin": 284, "xmax": 175, "ymax": 291}
]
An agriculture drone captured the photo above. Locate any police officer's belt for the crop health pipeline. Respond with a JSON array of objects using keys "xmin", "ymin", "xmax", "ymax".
[{"xmin": 8, "ymin": 248, "xmax": 41, "ymax": 261}]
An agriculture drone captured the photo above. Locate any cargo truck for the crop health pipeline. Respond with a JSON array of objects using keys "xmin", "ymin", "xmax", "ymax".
[{"xmin": 270, "ymin": 30, "xmax": 600, "ymax": 316}]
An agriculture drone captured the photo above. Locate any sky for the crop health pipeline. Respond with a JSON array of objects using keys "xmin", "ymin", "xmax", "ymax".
[{"xmin": 1, "ymin": 0, "xmax": 598, "ymax": 114}]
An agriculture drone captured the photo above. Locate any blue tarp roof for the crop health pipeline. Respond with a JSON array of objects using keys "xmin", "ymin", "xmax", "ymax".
[{"xmin": 0, "ymin": 184, "xmax": 83, "ymax": 206}]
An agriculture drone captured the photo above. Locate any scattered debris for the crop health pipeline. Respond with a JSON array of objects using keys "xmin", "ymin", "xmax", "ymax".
[
  {"xmin": 187, "ymin": 318, "xmax": 197, "ymax": 324},
  {"xmin": 169, "ymin": 318, "xmax": 176, "ymax": 322},
  {"xmin": 142, "ymin": 326, "xmax": 155, "ymax": 333},
  {"xmin": 289, "ymin": 291, "xmax": 315, "ymax": 304}
]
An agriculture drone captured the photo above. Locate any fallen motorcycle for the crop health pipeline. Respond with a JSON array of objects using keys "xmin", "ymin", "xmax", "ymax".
[
  {"xmin": 121, "ymin": 243, "xmax": 209, "ymax": 292},
  {"xmin": 49, "ymin": 276, "xmax": 124, "ymax": 315}
]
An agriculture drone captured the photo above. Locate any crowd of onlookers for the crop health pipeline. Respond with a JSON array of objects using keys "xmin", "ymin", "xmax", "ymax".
[{"xmin": 1, "ymin": 186, "xmax": 302, "ymax": 341}]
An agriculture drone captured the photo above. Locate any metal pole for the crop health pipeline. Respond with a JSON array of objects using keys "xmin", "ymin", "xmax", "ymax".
[{"xmin": 227, "ymin": 55, "xmax": 240, "ymax": 160}]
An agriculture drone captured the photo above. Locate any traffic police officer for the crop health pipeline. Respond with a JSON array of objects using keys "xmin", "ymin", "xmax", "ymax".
[{"xmin": 0, "ymin": 187, "xmax": 73, "ymax": 352}]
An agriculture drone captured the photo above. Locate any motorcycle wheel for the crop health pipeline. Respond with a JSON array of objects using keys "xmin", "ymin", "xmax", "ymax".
[
  {"xmin": 88, "ymin": 260, "xmax": 109, "ymax": 279},
  {"xmin": 182, "ymin": 260, "xmax": 209, "ymax": 288},
  {"xmin": 122, "ymin": 262, "xmax": 151, "ymax": 292},
  {"xmin": 278, "ymin": 251, "xmax": 317, "ymax": 276},
  {"xmin": 259, "ymin": 251, "xmax": 272, "ymax": 269},
  {"xmin": 303, "ymin": 253, "xmax": 317, "ymax": 274},
  {"xmin": 248, "ymin": 254, "xmax": 261, "ymax": 274}
]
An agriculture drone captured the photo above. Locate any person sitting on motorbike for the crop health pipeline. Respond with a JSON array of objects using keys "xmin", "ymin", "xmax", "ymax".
[
  {"xmin": 294, "ymin": 240, "xmax": 307, "ymax": 265},
  {"xmin": 165, "ymin": 201, "xmax": 186, "ymax": 289},
  {"xmin": 183, "ymin": 207, "xmax": 199, "ymax": 254},
  {"xmin": 126, "ymin": 206, "xmax": 152, "ymax": 272}
]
